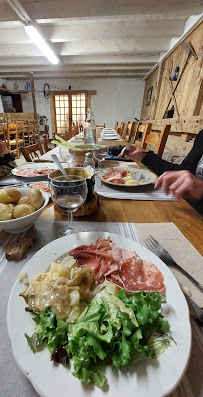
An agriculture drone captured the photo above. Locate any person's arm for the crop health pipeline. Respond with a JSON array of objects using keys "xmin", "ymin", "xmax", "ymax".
[
  {"xmin": 142, "ymin": 151, "xmax": 182, "ymax": 175},
  {"xmin": 155, "ymin": 170, "xmax": 203, "ymax": 200},
  {"xmin": 0, "ymin": 141, "xmax": 16, "ymax": 178}
]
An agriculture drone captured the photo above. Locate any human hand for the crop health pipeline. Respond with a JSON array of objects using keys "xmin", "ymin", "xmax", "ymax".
[
  {"xmin": 0, "ymin": 141, "xmax": 8, "ymax": 157},
  {"xmin": 155, "ymin": 170, "xmax": 203, "ymax": 200},
  {"xmin": 119, "ymin": 144, "xmax": 147, "ymax": 162}
]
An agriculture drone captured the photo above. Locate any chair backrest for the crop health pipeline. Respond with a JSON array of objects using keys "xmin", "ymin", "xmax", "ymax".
[
  {"xmin": 118, "ymin": 122, "xmax": 125, "ymax": 136},
  {"xmin": 114, "ymin": 121, "xmax": 119, "ymax": 131},
  {"xmin": 42, "ymin": 134, "xmax": 55, "ymax": 153},
  {"xmin": 20, "ymin": 142, "xmax": 44, "ymax": 162},
  {"xmin": 141, "ymin": 125, "xmax": 171, "ymax": 156},
  {"xmin": 125, "ymin": 122, "xmax": 136, "ymax": 142},
  {"xmin": 0, "ymin": 125, "xmax": 6, "ymax": 142},
  {"xmin": 133, "ymin": 123, "xmax": 152, "ymax": 145}
]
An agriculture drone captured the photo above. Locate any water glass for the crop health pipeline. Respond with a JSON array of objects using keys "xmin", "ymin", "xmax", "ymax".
[{"xmin": 93, "ymin": 145, "xmax": 108, "ymax": 172}]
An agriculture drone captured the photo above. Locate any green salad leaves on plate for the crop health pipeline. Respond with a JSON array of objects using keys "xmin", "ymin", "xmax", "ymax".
[{"xmin": 25, "ymin": 289, "xmax": 171, "ymax": 389}]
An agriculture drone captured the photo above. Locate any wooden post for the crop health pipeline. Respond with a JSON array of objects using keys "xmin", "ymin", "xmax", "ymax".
[
  {"xmin": 150, "ymin": 59, "xmax": 164, "ymax": 120},
  {"xmin": 30, "ymin": 72, "xmax": 38, "ymax": 137}
]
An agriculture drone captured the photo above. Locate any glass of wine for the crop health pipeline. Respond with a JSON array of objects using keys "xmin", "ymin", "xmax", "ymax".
[
  {"xmin": 50, "ymin": 175, "xmax": 87, "ymax": 236},
  {"xmin": 93, "ymin": 145, "xmax": 108, "ymax": 173}
]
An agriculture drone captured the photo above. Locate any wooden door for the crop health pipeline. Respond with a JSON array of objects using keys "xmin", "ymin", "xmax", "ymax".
[{"xmin": 54, "ymin": 91, "xmax": 87, "ymax": 136}]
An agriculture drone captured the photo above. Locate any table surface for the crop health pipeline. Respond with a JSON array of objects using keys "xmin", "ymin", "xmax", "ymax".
[{"xmin": 39, "ymin": 130, "xmax": 203, "ymax": 257}]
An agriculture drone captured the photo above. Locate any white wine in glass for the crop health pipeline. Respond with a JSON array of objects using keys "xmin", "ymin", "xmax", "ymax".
[{"xmin": 50, "ymin": 175, "xmax": 87, "ymax": 236}]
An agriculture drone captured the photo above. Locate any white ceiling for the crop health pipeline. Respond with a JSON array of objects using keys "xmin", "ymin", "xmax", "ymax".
[{"xmin": 0, "ymin": 0, "xmax": 202, "ymax": 80}]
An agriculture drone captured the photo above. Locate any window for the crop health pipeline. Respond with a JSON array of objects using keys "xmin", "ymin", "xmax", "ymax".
[{"xmin": 54, "ymin": 92, "xmax": 87, "ymax": 136}]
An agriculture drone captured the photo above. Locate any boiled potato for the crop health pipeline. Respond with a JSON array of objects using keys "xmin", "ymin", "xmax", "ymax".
[
  {"xmin": 17, "ymin": 196, "xmax": 29, "ymax": 205},
  {"xmin": 0, "ymin": 203, "xmax": 14, "ymax": 220},
  {"xmin": 0, "ymin": 187, "xmax": 21, "ymax": 204},
  {"xmin": 28, "ymin": 188, "xmax": 44, "ymax": 210},
  {"xmin": 12, "ymin": 203, "xmax": 35, "ymax": 219}
]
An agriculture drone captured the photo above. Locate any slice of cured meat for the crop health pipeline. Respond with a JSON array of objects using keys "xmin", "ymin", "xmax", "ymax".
[
  {"xmin": 102, "ymin": 166, "xmax": 128, "ymax": 184},
  {"xmin": 69, "ymin": 237, "xmax": 165, "ymax": 294}
]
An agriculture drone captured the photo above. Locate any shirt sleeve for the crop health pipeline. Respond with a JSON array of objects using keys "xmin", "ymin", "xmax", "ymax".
[
  {"xmin": 0, "ymin": 153, "xmax": 16, "ymax": 178},
  {"xmin": 142, "ymin": 151, "xmax": 182, "ymax": 176}
]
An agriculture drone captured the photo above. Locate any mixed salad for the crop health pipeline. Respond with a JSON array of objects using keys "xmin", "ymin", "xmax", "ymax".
[{"xmin": 25, "ymin": 288, "xmax": 171, "ymax": 388}]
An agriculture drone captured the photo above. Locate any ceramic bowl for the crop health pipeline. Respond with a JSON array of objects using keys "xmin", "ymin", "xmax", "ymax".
[{"xmin": 0, "ymin": 187, "xmax": 49, "ymax": 234}]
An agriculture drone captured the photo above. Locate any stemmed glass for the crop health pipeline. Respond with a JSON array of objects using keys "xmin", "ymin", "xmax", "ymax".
[
  {"xmin": 50, "ymin": 175, "xmax": 87, "ymax": 236},
  {"xmin": 93, "ymin": 145, "xmax": 108, "ymax": 173},
  {"xmin": 59, "ymin": 146, "xmax": 74, "ymax": 167}
]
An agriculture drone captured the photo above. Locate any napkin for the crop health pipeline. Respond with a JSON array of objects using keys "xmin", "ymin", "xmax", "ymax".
[
  {"xmin": 95, "ymin": 177, "xmax": 177, "ymax": 201},
  {"xmin": 135, "ymin": 222, "xmax": 203, "ymax": 307}
]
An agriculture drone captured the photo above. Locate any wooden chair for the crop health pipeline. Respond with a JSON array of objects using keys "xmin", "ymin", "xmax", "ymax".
[
  {"xmin": 20, "ymin": 142, "xmax": 44, "ymax": 162},
  {"xmin": 125, "ymin": 122, "xmax": 136, "ymax": 142},
  {"xmin": 118, "ymin": 122, "xmax": 125, "ymax": 136},
  {"xmin": 114, "ymin": 121, "xmax": 119, "ymax": 131},
  {"xmin": 133, "ymin": 123, "xmax": 152, "ymax": 145},
  {"xmin": 0, "ymin": 125, "xmax": 6, "ymax": 143},
  {"xmin": 7, "ymin": 121, "xmax": 25, "ymax": 159},
  {"xmin": 42, "ymin": 134, "xmax": 55, "ymax": 153},
  {"xmin": 141, "ymin": 124, "xmax": 171, "ymax": 157}
]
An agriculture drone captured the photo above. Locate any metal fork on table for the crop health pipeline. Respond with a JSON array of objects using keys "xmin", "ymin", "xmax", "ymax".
[
  {"xmin": 145, "ymin": 235, "xmax": 203, "ymax": 326},
  {"xmin": 145, "ymin": 235, "xmax": 203, "ymax": 293}
]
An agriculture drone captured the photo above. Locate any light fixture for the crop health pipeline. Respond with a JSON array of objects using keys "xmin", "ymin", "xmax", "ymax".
[{"xmin": 24, "ymin": 24, "xmax": 59, "ymax": 65}]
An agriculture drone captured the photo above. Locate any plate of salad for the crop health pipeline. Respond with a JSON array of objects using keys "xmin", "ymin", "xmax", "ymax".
[{"xmin": 7, "ymin": 232, "xmax": 191, "ymax": 397}]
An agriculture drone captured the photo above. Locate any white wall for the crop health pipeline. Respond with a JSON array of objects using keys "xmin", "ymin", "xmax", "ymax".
[{"xmin": 7, "ymin": 78, "xmax": 144, "ymax": 135}]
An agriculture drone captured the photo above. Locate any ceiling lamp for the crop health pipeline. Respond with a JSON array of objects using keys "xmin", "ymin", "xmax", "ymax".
[{"xmin": 24, "ymin": 24, "xmax": 59, "ymax": 65}]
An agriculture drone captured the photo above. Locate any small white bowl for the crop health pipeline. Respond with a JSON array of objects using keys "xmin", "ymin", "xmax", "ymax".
[{"xmin": 0, "ymin": 187, "xmax": 49, "ymax": 234}]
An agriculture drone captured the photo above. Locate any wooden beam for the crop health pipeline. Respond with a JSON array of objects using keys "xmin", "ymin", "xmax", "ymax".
[
  {"xmin": 140, "ymin": 116, "xmax": 203, "ymax": 134},
  {"xmin": 150, "ymin": 59, "xmax": 165, "ymax": 119},
  {"xmin": 30, "ymin": 72, "xmax": 38, "ymax": 135}
]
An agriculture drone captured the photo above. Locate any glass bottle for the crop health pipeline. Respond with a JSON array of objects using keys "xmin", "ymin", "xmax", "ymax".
[
  {"xmin": 83, "ymin": 152, "xmax": 95, "ymax": 173},
  {"xmin": 84, "ymin": 108, "xmax": 96, "ymax": 144}
]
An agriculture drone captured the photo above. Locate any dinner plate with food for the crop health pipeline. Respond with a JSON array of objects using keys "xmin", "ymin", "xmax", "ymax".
[
  {"xmin": 98, "ymin": 166, "xmax": 157, "ymax": 186},
  {"xmin": 11, "ymin": 163, "xmax": 58, "ymax": 178},
  {"xmin": 7, "ymin": 232, "xmax": 191, "ymax": 397}
]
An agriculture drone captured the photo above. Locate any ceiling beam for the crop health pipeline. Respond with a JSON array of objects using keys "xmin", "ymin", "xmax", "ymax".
[{"xmin": 0, "ymin": 1, "xmax": 202, "ymax": 21}]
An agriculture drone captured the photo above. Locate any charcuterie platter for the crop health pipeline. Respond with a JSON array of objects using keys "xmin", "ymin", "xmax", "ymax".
[{"xmin": 98, "ymin": 166, "xmax": 157, "ymax": 186}]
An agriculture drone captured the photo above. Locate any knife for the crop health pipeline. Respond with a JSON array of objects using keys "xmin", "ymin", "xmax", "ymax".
[
  {"xmin": 121, "ymin": 139, "xmax": 133, "ymax": 158},
  {"xmin": 183, "ymin": 293, "xmax": 203, "ymax": 327}
]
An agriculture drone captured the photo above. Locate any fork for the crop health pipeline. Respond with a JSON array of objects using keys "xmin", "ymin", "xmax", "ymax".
[{"xmin": 145, "ymin": 235, "xmax": 203, "ymax": 293}]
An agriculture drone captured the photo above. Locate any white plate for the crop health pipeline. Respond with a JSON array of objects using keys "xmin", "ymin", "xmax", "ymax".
[
  {"xmin": 98, "ymin": 167, "xmax": 157, "ymax": 186},
  {"xmin": 7, "ymin": 232, "xmax": 191, "ymax": 397},
  {"xmin": 11, "ymin": 163, "xmax": 58, "ymax": 179},
  {"xmin": 102, "ymin": 128, "xmax": 115, "ymax": 132},
  {"xmin": 101, "ymin": 136, "xmax": 121, "ymax": 141}
]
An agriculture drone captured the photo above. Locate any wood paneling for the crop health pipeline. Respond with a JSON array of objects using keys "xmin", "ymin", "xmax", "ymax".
[{"xmin": 141, "ymin": 21, "xmax": 203, "ymax": 133}]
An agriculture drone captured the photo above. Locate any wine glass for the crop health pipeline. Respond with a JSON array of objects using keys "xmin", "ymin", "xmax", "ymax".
[
  {"xmin": 93, "ymin": 145, "xmax": 108, "ymax": 173},
  {"xmin": 50, "ymin": 175, "xmax": 87, "ymax": 236},
  {"xmin": 59, "ymin": 146, "xmax": 74, "ymax": 167}
]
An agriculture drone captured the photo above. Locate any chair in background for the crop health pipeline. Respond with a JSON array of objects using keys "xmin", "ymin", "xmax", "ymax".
[
  {"xmin": 114, "ymin": 121, "xmax": 119, "ymax": 131},
  {"xmin": 141, "ymin": 124, "xmax": 171, "ymax": 156},
  {"xmin": 133, "ymin": 123, "xmax": 152, "ymax": 145},
  {"xmin": 7, "ymin": 121, "xmax": 25, "ymax": 159},
  {"xmin": 0, "ymin": 125, "xmax": 6, "ymax": 143},
  {"xmin": 20, "ymin": 142, "xmax": 44, "ymax": 162},
  {"xmin": 125, "ymin": 122, "xmax": 136, "ymax": 142},
  {"xmin": 42, "ymin": 134, "xmax": 55, "ymax": 153},
  {"xmin": 118, "ymin": 122, "xmax": 125, "ymax": 136}
]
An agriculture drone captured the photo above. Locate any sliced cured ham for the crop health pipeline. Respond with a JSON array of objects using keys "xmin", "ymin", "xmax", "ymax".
[
  {"xmin": 16, "ymin": 168, "xmax": 55, "ymax": 177},
  {"xmin": 69, "ymin": 237, "xmax": 165, "ymax": 294},
  {"xmin": 102, "ymin": 167, "xmax": 128, "ymax": 184}
]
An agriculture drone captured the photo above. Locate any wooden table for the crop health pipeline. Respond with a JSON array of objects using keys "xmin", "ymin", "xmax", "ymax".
[{"xmin": 39, "ymin": 137, "xmax": 203, "ymax": 256}]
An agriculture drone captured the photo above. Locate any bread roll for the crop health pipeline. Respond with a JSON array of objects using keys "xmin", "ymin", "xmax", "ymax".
[
  {"xmin": 0, "ymin": 203, "xmax": 14, "ymax": 220},
  {"xmin": 28, "ymin": 188, "xmax": 44, "ymax": 210},
  {"xmin": 17, "ymin": 196, "xmax": 29, "ymax": 205},
  {"xmin": 0, "ymin": 187, "xmax": 21, "ymax": 204},
  {"xmin": 12, "ymin": 204, "xmax": 35, "ymax": 219}
]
